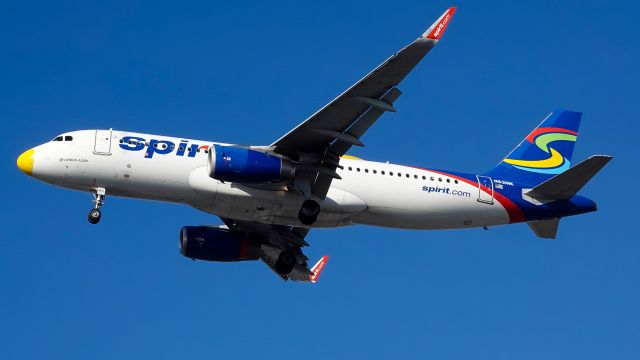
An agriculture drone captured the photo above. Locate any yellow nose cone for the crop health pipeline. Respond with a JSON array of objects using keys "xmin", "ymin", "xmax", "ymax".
[{"xmin": 17, "ymin": 149, "xmax": 34, "ymax": 176}]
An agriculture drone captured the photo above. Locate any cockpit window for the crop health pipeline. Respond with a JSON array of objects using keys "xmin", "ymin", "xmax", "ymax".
[
  {"xmin": 64, "ymin": 136, "xmax": 73, "ymax": 141},
  {"xmin": 52, "ymin": 136, "xmax": 63, "ymax": 142}
]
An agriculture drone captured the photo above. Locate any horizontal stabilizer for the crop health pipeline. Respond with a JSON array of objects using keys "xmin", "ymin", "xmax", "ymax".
[
  {"xmin": 525, "ymin": 155, "xmax": 612, "ymax": 202},
  {"xmin": 528, "ymin": 218, "xmax": 560, "ymax": 239}
]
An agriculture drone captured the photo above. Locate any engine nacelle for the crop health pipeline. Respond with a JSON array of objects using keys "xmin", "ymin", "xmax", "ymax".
[
  {"xmin": 179, "ymin": 226, "xmax": 261, "ymax": 262},
  {"xmin": 208, "ymin": 145, "xmax": 295, "ymax": 183}
]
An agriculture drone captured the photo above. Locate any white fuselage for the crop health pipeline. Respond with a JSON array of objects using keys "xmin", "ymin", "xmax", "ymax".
[{"xmin": 26, "ymin": 130, "xmax": 511, "ymax": 230}]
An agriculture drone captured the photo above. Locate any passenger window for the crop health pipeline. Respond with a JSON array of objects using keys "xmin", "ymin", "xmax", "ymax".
[
  {"xmin": 64, "ymin": 136, "xmax": 73, "ymax": 141},
  {"xmin": 390, "ymin": 172, "xmax": 393, "ymax": 176},
  {"xmin": 356, "ymin": 168, "xmax": 360, "ymax": 172},
  {"xmin": 430, "ymin": 176, "xmax": 434, "ymax": 181},
  {"xmin": 414, "ymin": 175, "xmax": 418, "ymax": 179},
  {"xmin": 348, "ymin": 167, "xmax": 352, "ymax": 171},
  {"xmin": 364, "ymin": 169, "xmax": 369, "ymax": 173},
  {"xmin": 373, "ymin": 170, "xmax": 377, "ymax": 174},
  {"xmin": 406, "ymin": 174, "xmax": 410, "ymax": 178},
  {"xmin": 381, "ymin": 171, "xmax": 385, "ymax": 175},
  {"xmin": 446, "ymin": 179, "xmax": 450, "ymax": 183},
  {"xmin": 398, "ymin": 173, "xmax": 402, "ymax": 177},
  {"xmin": 454, "ymin": 180, "xmax": 459, "ymax": 184},
  {"xmin": 422, "ymin": 176, "xmax": 426, "ymax": 180},
  {"xmin": 438, "ymin": 178, "xmax": 442, "ymax": 182}
]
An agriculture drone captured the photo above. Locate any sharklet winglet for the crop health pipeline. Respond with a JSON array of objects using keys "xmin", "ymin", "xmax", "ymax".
[
  {"xmin": 309, "ymin": 256, "xmax": 329, "ymax": 283},
  {"xmin": 422, "ymin": 7, "xmax": 456, "ymax": 40}
]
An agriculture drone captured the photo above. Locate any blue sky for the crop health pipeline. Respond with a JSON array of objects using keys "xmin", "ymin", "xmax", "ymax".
[{"xmin": 1, "ymin": 0, "xmax": 638, "ymax": 358}]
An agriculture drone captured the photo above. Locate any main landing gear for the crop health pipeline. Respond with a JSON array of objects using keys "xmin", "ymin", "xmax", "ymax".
[
  {"xmin": 297, "ymin": 199, "xmax": 320, "ymax": 225},
  {"xmin": 88, "ymin": 187, "xmax": 106, "ymax": 224}
]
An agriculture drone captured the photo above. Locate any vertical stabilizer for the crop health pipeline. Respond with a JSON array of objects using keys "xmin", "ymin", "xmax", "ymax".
[{"xmin": 486, "ymin": 109, "xmax": 581, "ymax": 185}]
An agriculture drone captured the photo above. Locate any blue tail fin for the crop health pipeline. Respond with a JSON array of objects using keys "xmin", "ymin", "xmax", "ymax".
[{"xmin": 485, "ymin": 109, "xmax": 581, "ymax": 185}]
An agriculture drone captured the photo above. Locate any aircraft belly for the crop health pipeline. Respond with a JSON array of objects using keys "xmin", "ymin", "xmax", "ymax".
[
  {"xmin": 334, "ymin": 170, "xmax": 510, "ymax": 229},
  {"xmin": 353, "ymin": 204, "xmax": 509, "ymax": 229},
  {"xmin": 189, "ymin": 166, "xmax": 366, "ymax": 227}
]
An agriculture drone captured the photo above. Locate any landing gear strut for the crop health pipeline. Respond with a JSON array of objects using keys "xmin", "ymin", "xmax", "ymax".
[
  {"xmin": 88, "ymin": 187, "xmax": 106, "ymax": 224},
  {"xmin": 275, "ymin": 250, "xmax": 296, "ymax": 275},
  {"xmin": 298, "ymin": 199, "xmax": 320, "ymax": 225}
]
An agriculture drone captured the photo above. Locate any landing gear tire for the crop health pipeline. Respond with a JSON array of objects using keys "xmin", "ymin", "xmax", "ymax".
[
  {"xmin": 88, "ymin": 187, "xmax": 106, "ymax": 225},
  {"xmin": 275, "ymin": 251, "xmax": 296, "ymax": 275},
  {"xmin": 88, "ymin": 209, "xmax": 102, "ymax": 224},
  {"xmin": 298, "ymin": 199, "xmax": 320, "ymax": 225}
]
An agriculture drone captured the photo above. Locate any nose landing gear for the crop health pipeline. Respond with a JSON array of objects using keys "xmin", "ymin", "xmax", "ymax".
[{"xmin": 88, "ymin": 187, "xmax": 106, "ymax": 224}]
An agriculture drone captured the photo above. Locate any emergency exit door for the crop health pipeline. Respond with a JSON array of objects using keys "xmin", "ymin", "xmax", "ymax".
[{"xmin": 476, "ymin": 175, "xmax": 494, "ymax": 204}]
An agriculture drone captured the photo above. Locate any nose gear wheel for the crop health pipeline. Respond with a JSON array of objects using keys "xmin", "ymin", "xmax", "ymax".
[{"xmin": 88, "ymin": 187, "xmax": 106, "ymax": 224}]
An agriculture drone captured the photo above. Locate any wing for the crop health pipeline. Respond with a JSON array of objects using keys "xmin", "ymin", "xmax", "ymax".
[
  {"xmin": 220, "ymin": 217, "xmax": 326, "ymax": 282},
  {"xmin": 271, "ymin": 7, "xmax": 456, "ymax": 198}
]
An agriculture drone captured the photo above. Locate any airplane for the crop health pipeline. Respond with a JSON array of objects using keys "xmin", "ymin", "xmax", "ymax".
[{"xmin": 15, "ymin": 7, "xmax": 612, "ymax": 282}]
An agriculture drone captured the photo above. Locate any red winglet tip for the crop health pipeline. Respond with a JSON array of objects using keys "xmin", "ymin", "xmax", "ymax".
[
  {"xmin": 424, "ymin": 7, "xmax": 457, "ymax": 40},
  {"xmin": 309, "ymin": 256, "xmax": 329, "ymax": 283}
]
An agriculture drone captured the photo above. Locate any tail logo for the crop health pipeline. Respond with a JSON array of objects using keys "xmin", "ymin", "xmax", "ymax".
[{"xmin": 503, "ymin": 127, "xmax": 577, "ymax": 174}]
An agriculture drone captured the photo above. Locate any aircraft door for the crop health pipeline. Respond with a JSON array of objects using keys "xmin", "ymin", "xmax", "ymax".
[
  {"xmin": 94, "ymin": 129, "xmax": 113, "ymax": 155},
  {"xmin": 476, "ymin": 175, "xmax": 494, "ymax": 204}
]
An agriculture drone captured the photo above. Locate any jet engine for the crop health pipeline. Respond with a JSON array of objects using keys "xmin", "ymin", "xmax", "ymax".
[
  {"xmin": 179, "ymin": 226, "xmax": 261, "ymax": 262},
  {"xmin": 208, "ymin": 145, "xmax": 295, "ymax": 183}
]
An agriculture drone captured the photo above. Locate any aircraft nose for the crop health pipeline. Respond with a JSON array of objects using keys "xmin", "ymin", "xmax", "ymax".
[{"xmin": 17, "ymin": 148, "xmax": 34, "ymax": 176}]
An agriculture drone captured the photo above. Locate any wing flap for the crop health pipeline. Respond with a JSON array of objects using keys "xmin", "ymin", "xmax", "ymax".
[{"xmin": 329, "ymin": 87, "xmax": 403, "ymax": 156}]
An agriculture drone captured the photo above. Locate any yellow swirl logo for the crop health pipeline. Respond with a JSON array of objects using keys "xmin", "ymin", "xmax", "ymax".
[{"xmin": 504, "ymin": 127, "xmax": 577, "ymax": 174}]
